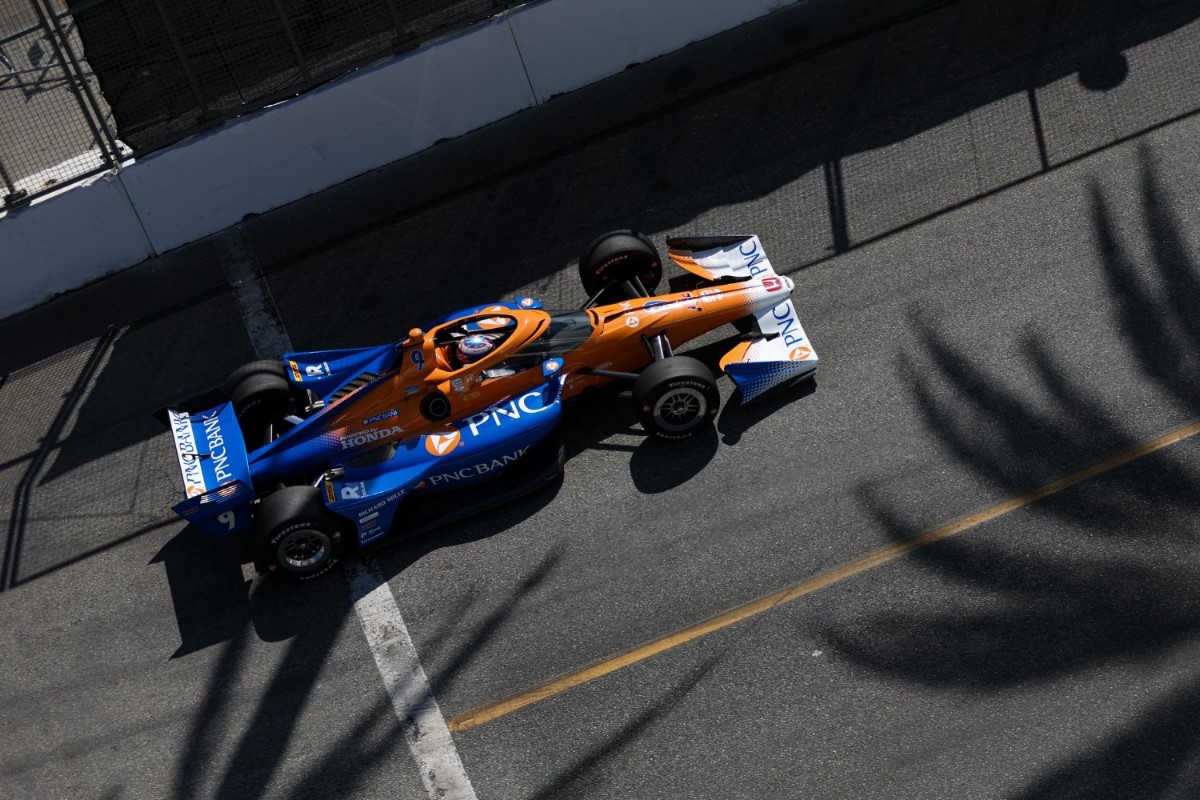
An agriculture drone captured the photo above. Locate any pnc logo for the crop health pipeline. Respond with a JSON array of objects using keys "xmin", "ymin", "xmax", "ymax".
[
  {"xmin": 625, "ymin": 315, "xmax": 640, "ymax": 329},
  {"xmin": 789, "ymin": 345, "xmax": 811, "ymax": 361},
  {"xmin": 425, "ymin": 431, "xmax": 461, "ymax": 456},
  {"xmin": 763, "ymin": 276, "xmax": 784, "ymax": 292}
]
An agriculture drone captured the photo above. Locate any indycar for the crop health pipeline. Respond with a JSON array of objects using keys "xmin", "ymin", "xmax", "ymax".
[{"xmin": 161, "ymin": 232, "xmax": 819, "ymax": 581}]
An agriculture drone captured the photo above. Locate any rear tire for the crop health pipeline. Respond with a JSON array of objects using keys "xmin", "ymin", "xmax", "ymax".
[
  {"xmin": 633, "ymin": 357, "xmax": 720, "ymax": 439},
  {"xmin": 579, "ymin": 230, "xmax": 663, "ymax": 299},
  {"xmin": 254, "ymin": 486, "xmax": 345, "ymax": 582},
  {"xmin": 222, "ymin": 360, "xmax": 295, "ymax": 449}
]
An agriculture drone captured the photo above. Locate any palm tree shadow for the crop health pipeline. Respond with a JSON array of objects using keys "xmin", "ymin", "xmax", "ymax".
[
  {"xmin": 171, "ymin": 580, "xmax": 355, "ymax": 800},
  {"xmin": 819, "ymin": 145, "xmax": 1200, "ymax": 795},
  {"xmin": 1012, "ymin": 673, "xmax": 1200, "ymax": 800},
  {"xmin": 163, "ymin": 479, "xmax": 569, "ymax": 799}
]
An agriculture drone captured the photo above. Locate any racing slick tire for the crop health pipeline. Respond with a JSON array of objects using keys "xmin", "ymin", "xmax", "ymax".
[
  {"xmin": 253, "ymin": 485, "xmax": 346, "ymax": 582},
  {"xmin": 579, "ymin": 230, "xmax": 663, "ymax": 298},
  {"xmin": 222, "ymin": 360, "xmax": 295, "ymax": 449},
  {"xmin": 633, "ymin": 357, "xmax": 720, "ymax": 439}
]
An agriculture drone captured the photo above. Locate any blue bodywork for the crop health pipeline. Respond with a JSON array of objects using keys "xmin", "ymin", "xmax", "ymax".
[
  {"xmin": 166, "ymin": 295, "xmax": 556, "ymax": 550},
  {"xmin": 324, "ymin": 377, "xmax": 563, "ymax": 547},
  {"xmin": 169, "ymin": 370, "xmax": 563, "ymax": 550}
]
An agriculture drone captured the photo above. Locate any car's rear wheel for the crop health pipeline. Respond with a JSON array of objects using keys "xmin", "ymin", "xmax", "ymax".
[
  {"xmin": 633, "ymin": 357, "xmax": 720, "ymax": 439},
  {"xmin": 222, "ymin": 360, "xmax": 295, "ymax": 449},
  {"xmin": 579, "ymin": 230, "xmax": 663, "ymax": 299},
  {"xmin": 254, "ymin": 485, "xmax": 345, "ymax": 582}
]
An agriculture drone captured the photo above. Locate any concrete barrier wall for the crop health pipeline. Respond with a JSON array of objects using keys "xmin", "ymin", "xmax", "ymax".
[
  {"xmin": 0, "ymin": 0, "xmax": 796, "ymax": 320},
  {"xmin": 117, "ymin": 16, "xmax": 536, "ymax": 255},
  {"xmin": 0, "ymin": 173, "xmax": 154, "ymax": 319}
]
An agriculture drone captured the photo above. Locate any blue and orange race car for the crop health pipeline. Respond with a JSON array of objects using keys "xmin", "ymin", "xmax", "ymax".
[{"xmin": 162, "ymin": 232, "xmax": 819, "ymax": 581}]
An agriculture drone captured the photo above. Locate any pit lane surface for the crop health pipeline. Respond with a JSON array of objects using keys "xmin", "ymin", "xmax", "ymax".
[{"xmin": 5, "ymin": 0, "xmax": 1200, "ymax": 798}]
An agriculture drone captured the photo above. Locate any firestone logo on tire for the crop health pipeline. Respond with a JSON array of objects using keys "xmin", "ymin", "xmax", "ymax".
[{"xmin": 425, "ymin": 430, "xmax": 461, "ymax": 456}]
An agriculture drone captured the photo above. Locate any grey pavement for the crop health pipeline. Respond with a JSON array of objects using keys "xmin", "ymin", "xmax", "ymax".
[{"xmin": 4, "ymin": 0, "xmax": 1200, "ymax": 798}]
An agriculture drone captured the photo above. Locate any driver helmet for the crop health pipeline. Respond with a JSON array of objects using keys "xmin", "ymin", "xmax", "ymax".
[{"xmin": 457, "ymin": 334, "xmax": 495, "ymax": 364}]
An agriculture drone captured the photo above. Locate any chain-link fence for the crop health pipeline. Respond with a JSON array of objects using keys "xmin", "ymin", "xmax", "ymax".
[
  {"xmin": 0, "ymin": 0, "xmax": 125, "ymax": 207},
  {"xmin": 1, "ymin": 0, "xmax": 518, "ymax": 208}
]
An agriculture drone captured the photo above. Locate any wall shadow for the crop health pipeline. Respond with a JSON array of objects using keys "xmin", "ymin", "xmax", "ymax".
[{"xmin": 261, "ymin": 0, "xmax": 1200, "ymax": 347}]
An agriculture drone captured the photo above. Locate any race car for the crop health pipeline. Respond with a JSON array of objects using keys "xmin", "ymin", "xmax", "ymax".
[{"xmin": 161, "ymin": 232, "xmax": 819, "ymax": 581}]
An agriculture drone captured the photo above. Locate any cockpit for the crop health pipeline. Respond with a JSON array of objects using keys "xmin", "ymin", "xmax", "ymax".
[
  {"xmin": 432, "ymin": 313, "xmax": 521, "ymax": 370},
  {"xmin": 419, "ymin": 309, "xmax": 596, "ymax": 383}
]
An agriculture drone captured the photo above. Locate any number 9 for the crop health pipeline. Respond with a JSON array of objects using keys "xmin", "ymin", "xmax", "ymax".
[{"xmin": 217, "ymin": 511, "xmax": 236, "ymax": 531}]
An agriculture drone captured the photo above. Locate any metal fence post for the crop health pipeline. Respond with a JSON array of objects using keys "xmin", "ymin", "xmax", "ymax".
[
  {"xmin": 27, "ymin": 0, "xmax": 122, "ymax": 171},
  {"xmin": 380, "ymin": 0, "xmax": 406, "ymax": 42},
  {"xmin": 35, "ymin": 0, "xmax": 124, "ymax": 167},
  {"xmin": 269, "ymin": 0, "xmax": 312, "ymax": 81},
  {"xmin": 149, "ymin": 0, "xmax": 213, "ymax": 119},
  {"xmin": 0, "ymin": 152, "xmax": 20, "ymax": 199}
]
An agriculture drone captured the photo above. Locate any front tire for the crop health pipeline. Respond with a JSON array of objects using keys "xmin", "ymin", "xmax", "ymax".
[
  {"xmin": 254, "ymin": 486, "xmax": 345, "ymax": 582},
  {"xmin": 633, "ymin": 357, "xmax": 720, "ymax": 439},
  {"xmin": 579, "ymin": 230, "xmax": 663, "ymax": 299}
]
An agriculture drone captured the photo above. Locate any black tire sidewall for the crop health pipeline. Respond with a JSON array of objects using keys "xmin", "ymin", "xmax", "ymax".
[
  {"xmin": 634, "ymin": 358, "xmax": 720, "ymax": 439},
  {"xmin": 579, "ymin": 230, "xmax": 663, "ymax": 297},
  {"xmin": 264, "ymin": 517, "xmax": 344, "ymax": 581},
  {"xmin": 223, "ymin": 360, "xmax": 295, "ymax": 449},
  {"xmin": 254, "ymin": 486, "xmax": 346, "ymax": 582}
]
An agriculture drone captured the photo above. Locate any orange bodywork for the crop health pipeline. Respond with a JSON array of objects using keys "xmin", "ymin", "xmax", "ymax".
[{"xmin": 311, "ymin": 281, "xmax": 773, "ymax": 451}]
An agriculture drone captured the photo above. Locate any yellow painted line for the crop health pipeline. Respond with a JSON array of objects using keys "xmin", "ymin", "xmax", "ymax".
[{"xmin": 447, "ymin": 419, "xmax": 1200, "ymax": 732}]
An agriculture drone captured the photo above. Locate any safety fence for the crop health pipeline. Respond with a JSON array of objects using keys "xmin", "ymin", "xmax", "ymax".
[{"xmin": 0, "ymin": 0, "xmax": 516, "ymax": 208}]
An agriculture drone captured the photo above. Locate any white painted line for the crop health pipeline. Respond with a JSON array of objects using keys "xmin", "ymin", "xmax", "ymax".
[
  {"xmin": 347, "ymin": 560, "xmax": 479, "ymax": 800},
  {"xmin": 214, "ymin": 227, "xmax": 292, "ymax": 359},
  {"xmin": 217, "ymin": 236, "xmax": 477, "ymax": 799}
]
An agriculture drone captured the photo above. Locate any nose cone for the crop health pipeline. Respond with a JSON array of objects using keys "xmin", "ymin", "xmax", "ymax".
[{"xmin": 764, "ymin": 274, "xmax": 794, "ymax": 293}]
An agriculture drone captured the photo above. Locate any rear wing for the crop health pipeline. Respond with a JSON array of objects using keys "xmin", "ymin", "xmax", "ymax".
[
  {"xmin": 164, "ymin": 402, "xmax": 254, "ymax": 536},
  {"xmin": 668, "ymin": 235, "xmax": 819, "ymax": 402}
]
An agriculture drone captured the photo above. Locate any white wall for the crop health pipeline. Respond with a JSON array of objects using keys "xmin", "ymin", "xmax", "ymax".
[
  {"xmin": 0, "ymin": 0, "xmax": 797, "ymax": 320},
  {"xmin": 0, "ymin": 172, "xmax": 154, "ymax": 319}
]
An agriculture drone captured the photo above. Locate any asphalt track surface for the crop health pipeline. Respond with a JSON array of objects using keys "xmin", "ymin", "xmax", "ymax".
[{"xmin": 4, "ymin": 0, "xmax": 1200, "ymax": 798}]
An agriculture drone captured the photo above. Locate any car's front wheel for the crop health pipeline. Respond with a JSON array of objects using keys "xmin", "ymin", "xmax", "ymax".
[
  {"xmin": 633, "ymin": 357, "xmax": 720, "ymax": 439},
  {"xmin": 254, "ymin": 486, "xmax": 345, "ymax": 582},
  {"xmin": 579, "ymin": 230, "xmax": 663, "ymax": 300}
]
